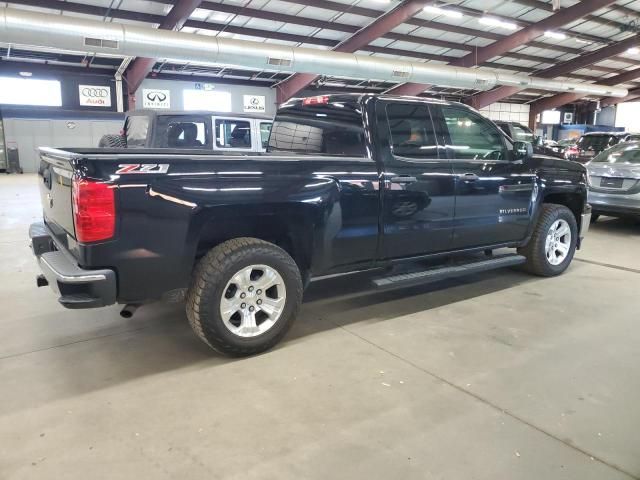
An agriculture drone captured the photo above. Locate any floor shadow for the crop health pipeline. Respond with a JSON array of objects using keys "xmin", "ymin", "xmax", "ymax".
[
  {"xmin": 3, "ymin": 262, "xmax": 552, "ymax": 415},
  {"xmin": 590, "ymin": 216, "xmax": 640, "ymax": 235}
]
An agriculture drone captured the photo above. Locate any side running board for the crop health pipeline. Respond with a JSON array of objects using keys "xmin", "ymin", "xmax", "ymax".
[{"xmin": 373, "ymin": 254, "xmax": 526, "ymax": 289}]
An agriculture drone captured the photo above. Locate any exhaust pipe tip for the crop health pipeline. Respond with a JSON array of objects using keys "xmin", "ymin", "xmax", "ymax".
[{"xmin": 120, "ymin": 304, "xmax": 139, "ymax": 318}]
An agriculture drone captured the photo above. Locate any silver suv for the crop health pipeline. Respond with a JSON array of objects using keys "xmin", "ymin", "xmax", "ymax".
[{"xmin": 587, "ymin": 141, "xmax": 640, "ymax": 221}]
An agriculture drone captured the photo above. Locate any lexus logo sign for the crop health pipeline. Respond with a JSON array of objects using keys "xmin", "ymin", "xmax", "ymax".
[
  {"xmin": 143, "ymin": 89, "xmax": 171, "ymax": 109},
  {"xmin": 243, "ymin": 95, "xmax": 266, "ymax": 113},
  {"xmin": 79, "ymin": 84, "xmax": 111, "ymax": 107}
]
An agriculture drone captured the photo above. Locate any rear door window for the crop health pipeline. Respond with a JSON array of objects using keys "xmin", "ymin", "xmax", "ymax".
[
  {"xmin": 155, "ymin": 115, "xmax": 210, "ymax": 149},
  {"xmin": 215, "ymin": 118, "xmax": 252, "ymax": 150},
  {"xmin": 125, "ymin": 115, "xmax": 150, "ymax": 147},
  {"xmin": 385, "ymin": 102, "xmax": 439, "ymax": 159},
  {"xmin": 259, "ymin": 122, "xmax": 272, "ymax": 149}
]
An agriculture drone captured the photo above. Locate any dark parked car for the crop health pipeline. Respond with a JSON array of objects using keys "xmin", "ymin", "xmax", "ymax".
[
  {"xmin": 565, "ymin": 131, "xmax": 640, "ymax": 163},
  {"xmin": 493, "ymin": 120, "xmax": 563, "ymax": 159},
  {"xmin": 587, "ymin": 141, "xmax": 640, "ymax": 221},
  {"xmin": 30, "ymin": 94, "xmax": 591, "ymax": 356}
]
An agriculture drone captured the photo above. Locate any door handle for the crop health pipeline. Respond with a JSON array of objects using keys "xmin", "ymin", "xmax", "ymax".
[
  {"xmin": 390, "ymin": 176, "xmax": 418, "ymax": 184},
  {"xmin": 459, "ymin": 173, "xmax": 479, "ymax": 181}
]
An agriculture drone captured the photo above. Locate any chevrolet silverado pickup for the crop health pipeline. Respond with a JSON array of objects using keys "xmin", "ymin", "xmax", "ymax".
[{"xmin": 30, "ymin": 94, "xmax": 591, "ymax": 356}]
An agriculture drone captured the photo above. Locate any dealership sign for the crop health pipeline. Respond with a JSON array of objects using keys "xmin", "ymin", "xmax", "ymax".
[
  {"xmin": 79, "ymin": 85, "xmax": 111, "ymax": 107},
  {"xmin": 142, "ymin": 89, "xmax": 171, "ymax": 109},
  {"xmin": 243, "ymin": 95, "xmax": 266, "ymax": 113}
]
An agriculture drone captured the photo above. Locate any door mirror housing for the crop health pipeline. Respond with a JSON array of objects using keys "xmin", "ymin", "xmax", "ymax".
[{"xmin": 513, "ymin": 141, "xmax": 533, "ymax": 161}]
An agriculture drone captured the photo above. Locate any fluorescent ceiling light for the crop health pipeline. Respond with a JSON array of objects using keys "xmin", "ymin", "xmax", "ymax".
[
  {"xmin": 628, "ymin": 47, "xmax": 640, "ymax": 55},
  {"xmin": 423, "ymin": 6, "xmax": 463, "ymax": 18},
  {"xmin": 478, "ymin": 16, "xmax": 517, "ymax": 30},
  {"xmin": 575, "ymin": 38, "xmax": 591, "ymax": 44},
  {"xmin": 544, "ymin": 31, "xmax": 566, "ymax": 40}
]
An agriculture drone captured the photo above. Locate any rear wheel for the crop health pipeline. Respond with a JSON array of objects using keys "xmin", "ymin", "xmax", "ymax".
[
  {"xmin": 186, "ymin": 238, "xmax": 303, "ymax": 356},
  {"xmin": 518, "ymin": 204, "xmax": 577, "ymax": 277}
]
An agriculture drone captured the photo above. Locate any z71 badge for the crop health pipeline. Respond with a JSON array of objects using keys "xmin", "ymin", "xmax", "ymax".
[{"xmin": 116, "ymin": 164, "xmax": 170, "ymax": 174}]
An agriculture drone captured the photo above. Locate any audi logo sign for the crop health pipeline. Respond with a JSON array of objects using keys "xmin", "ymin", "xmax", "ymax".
[
  {"xmin": 142, "ymin": 89, "xmax": 171, "ymax": 109},
  {"xmin": 78, "ymin": 84, "xmax": 111, "ymax": 107}
]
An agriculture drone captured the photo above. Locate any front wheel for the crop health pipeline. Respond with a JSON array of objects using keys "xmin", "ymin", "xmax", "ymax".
[
  {"xmin": 186, "ymin": 238, "xmax": 303, "ymax": 356},
  {"xmin": 518, "ymin": 204, "xmax": 578, "ymax": 277}
]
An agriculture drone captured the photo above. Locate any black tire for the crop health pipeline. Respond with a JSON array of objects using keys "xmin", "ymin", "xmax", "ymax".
[
  {"xmin": 98, "ymin": 134, "xmax": 127, "ymax": 148},
  {"xmin": 186, "ymin": 238, "xmax": 303, "ymax": 356},
  {"xmin": 518, "ymin": 204, "xmax": 578, "ymax": 277},
  {"xmin": 590, "ymin": 213, "xmax": 600, "ymax": 223}
]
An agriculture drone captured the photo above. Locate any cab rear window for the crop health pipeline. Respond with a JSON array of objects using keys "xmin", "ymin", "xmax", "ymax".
[
  {"xmin": 269, "ymin": 99, "xmax": 366, "ymax": 156},
  {"xmin": 578, "ymin": 135, "xmax": 618, "ymax": 150}
]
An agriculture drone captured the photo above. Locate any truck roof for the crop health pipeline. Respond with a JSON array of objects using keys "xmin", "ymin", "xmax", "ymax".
[
  {"xmin": 127, "ymin": 109, "xmax": 273, "ymax": 120},
  {"xmin": 287, "ymin": 93, "xmax": 459, "ymax": 107}
]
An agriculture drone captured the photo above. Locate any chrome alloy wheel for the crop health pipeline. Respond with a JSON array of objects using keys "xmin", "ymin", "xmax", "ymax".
[
  {"xmin": 220, "ymin": 264, "xmax": 287, "ymax": 338},
  {"xmin": 545, "ymin": 219, "xmax": 572, "ymax": 266}
]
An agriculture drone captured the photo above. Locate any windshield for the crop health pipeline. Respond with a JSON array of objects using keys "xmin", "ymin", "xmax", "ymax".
[
  {"xmin": 578, "ymin": 134, "xmax": 618, "ymax": 151},
  {"xmin": 591, "ymin": 143, "xmax": 640, "ymax": 164},
  {"xmin": 510, "ymin": 123, "xmax": 534, "ymax": 143},
  {"xmin": 557, "ymin": 139, "xmax": 575, "ymax": 147}
]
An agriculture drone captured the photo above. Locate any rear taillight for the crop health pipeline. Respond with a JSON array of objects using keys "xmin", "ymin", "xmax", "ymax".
[
  {"xmin": 565, "ymin": 146, "xmax": 578, "ymax": 158},
  {"xmin": 72, "ymin": 178, "xmax": 115, "ymax": 243}
]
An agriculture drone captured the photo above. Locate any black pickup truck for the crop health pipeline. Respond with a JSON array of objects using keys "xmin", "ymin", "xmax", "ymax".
[{"xmin": 30, "ymin": 94, "xmax": 591, "ymax": 356}]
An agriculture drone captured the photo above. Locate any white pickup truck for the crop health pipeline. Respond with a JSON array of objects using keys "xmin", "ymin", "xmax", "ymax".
[{"xmin": 99, "ymin": 109, "xmax": 273, "ymax": 153}]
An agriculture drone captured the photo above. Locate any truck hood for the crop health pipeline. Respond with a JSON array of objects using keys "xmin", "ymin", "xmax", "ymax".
[{"xmin": 530, "ymin": 154, "xmax": 587, "ymax": 173}]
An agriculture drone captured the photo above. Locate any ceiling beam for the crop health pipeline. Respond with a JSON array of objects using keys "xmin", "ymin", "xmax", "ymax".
[
  {"xmin": 274, "ymin": 0, "xmax": 434, "ymax": 104},
  {"xmin": 387, "ymin": 0, "xmax": 616, "ymax": 96},
  {"xmin": 468, "ymin": 35, "xmax": 640, "ymax": 109},
  {"xmin": 511, "ymin": 0, "xmax": 633, "ymax": 33},
  {"xmin": 6, "ymin": 0, "xmax": 637, "ymax": 82},
  {"xmin": 191, "ymin": 3, "xmax": 627, "ymax": 75},
  {"xmin": 601, "ymin": 87, "xmax": 640, "ymax": 108},
  {"xmin": 528, "ymin": 67, "xmax": 640, "ymax": 114},
  {"xmin": 277, "ymin": 0, "xmax": 631, "ymax": 56},
  {"xmin": 124, "ymin": 0, "xmax": 203, "ymax": 97}
]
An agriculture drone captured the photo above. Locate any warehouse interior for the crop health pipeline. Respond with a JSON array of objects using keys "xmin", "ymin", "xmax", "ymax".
[{"xmin": 1, "ymin": 0, "xmax": 640, "ymax": 479}]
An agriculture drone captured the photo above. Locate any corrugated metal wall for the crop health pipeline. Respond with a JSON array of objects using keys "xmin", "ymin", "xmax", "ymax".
[{"xmin": 3, "ymin": 117, "xmax": 122, "ymax": 173}]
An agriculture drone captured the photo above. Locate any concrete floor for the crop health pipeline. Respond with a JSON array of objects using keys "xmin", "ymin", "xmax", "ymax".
[{"xmin": 1, "ymin": 174, "xmax": 639, "ymax": 480}]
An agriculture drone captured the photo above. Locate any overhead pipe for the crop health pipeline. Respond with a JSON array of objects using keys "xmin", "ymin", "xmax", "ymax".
[{"xmin": 0, "ymin": 7, "xmax": 628, "ymax": 98}]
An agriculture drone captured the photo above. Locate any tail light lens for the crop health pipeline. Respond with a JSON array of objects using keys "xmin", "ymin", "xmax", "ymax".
[
  {"xmin": 72, "ymin": 178, "xmax": 116, "ymax": 243},
  {"xmin": 565, "ymin": 146, "xmax": 578, "ymax": 158}
]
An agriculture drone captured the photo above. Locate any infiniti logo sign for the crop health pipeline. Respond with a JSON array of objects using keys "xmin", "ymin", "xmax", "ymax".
[
  {"xmin": 142, "ymin": 88, "xmax": 171, "ymax": 109},
  {"xmin": 146, "ymin": 92, "xmax": 167, "ymax": 102}
]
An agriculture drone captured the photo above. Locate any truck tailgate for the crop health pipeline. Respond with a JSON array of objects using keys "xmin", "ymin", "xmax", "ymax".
[{"xmin": 38, "ymin": 148, "xmax": 75, "ymax": 243}]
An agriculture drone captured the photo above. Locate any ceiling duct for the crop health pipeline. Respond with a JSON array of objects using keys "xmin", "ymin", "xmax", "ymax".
[{"xmin": 0, "ymin": 7, "xmax": 628, "ymax": 98}]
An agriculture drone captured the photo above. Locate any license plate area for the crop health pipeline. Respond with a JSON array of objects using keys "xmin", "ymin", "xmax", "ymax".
[{"xmin": 600, "ymin": 177, "xmax": 624, "ymax": 188}]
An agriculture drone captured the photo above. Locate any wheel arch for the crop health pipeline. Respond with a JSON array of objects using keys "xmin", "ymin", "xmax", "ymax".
[{"xmin": 188, "ymin": 203, "xmax": 320, "ymax": 279}]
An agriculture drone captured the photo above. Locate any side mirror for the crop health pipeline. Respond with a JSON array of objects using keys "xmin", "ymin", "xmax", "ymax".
[{"xmin": 513, "ymin": 141, "xmax": 533, "ymax": 161}]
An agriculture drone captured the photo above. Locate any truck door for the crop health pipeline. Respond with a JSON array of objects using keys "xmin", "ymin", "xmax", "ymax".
[
  {"xmin": 377, "ymin": 100, "xmax": 456, "ymax": 259},
  {"xmin": 432, "ymin": 105, "xmax": 535, "ymax": 249}
]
